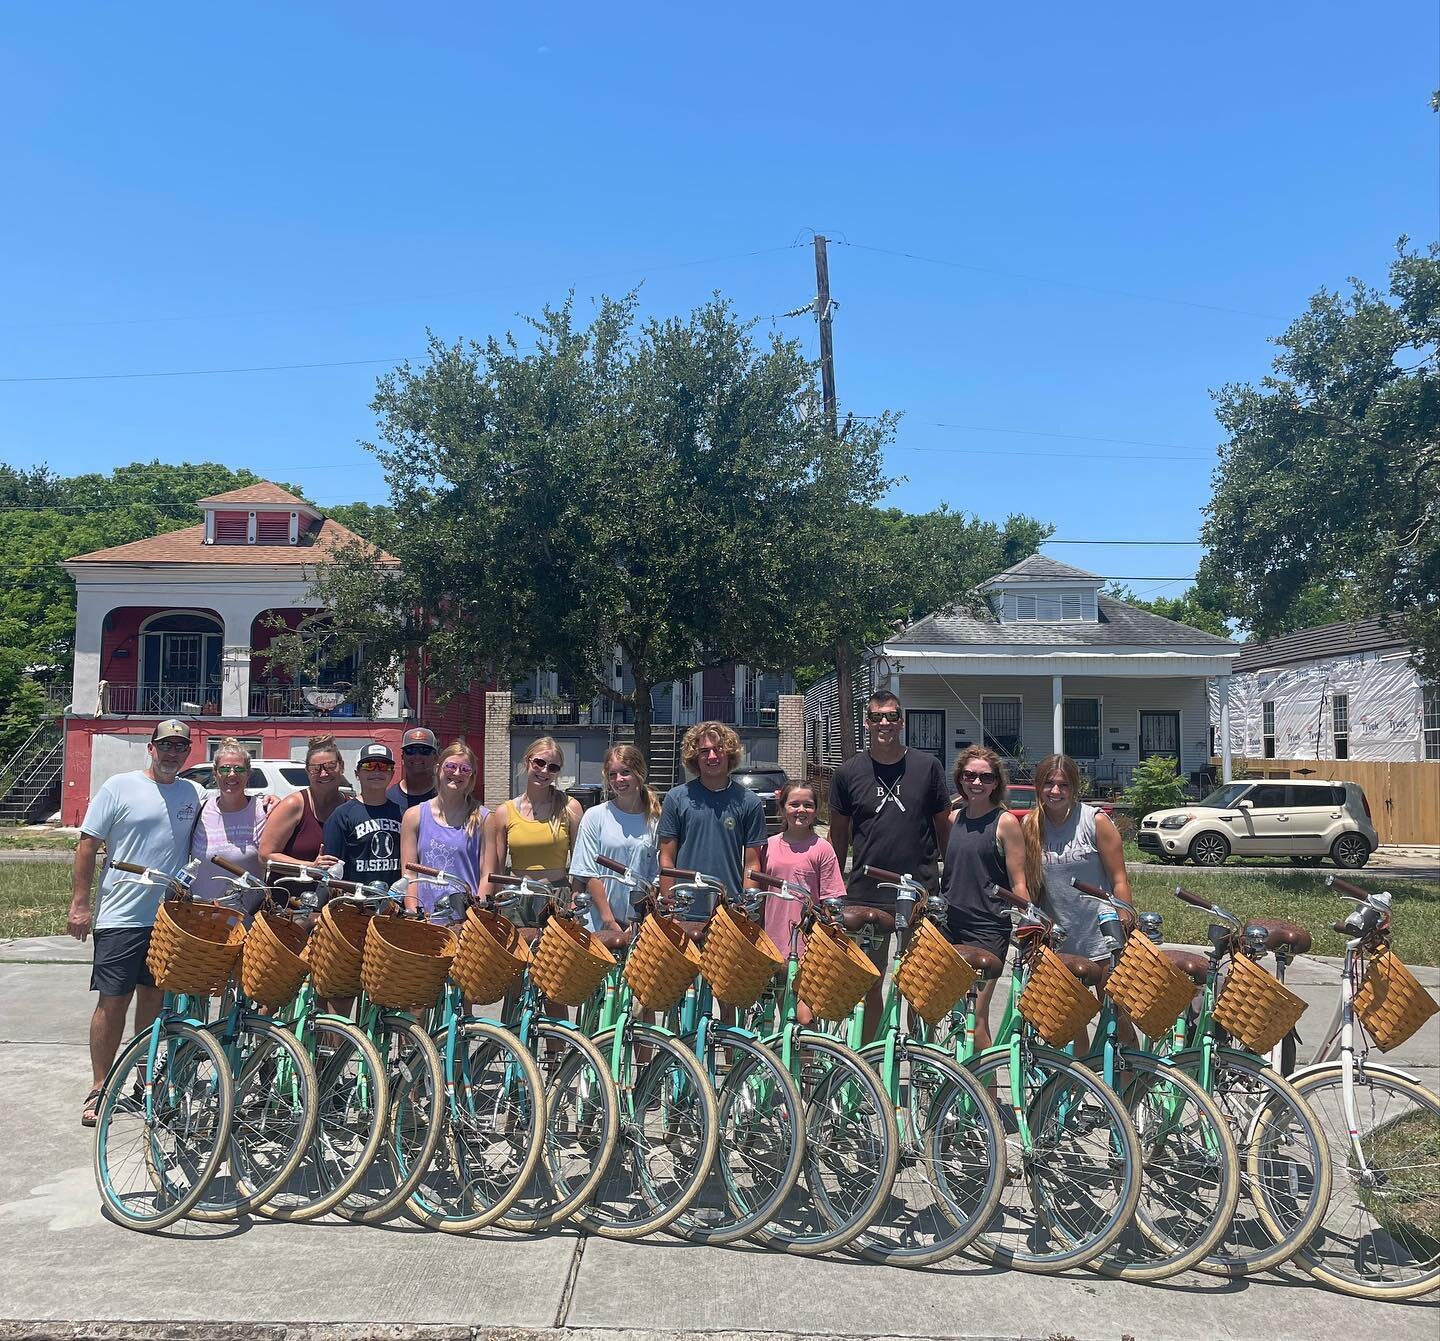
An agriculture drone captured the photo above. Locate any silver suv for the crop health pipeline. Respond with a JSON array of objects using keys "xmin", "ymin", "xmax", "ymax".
[{"xmin": 1137, "ymin": 779, "xmax": 1379, "ymax": 868}]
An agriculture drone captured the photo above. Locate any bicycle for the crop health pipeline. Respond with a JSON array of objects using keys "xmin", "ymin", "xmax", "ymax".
[
  {"xmin": 1158, "ymin": 884, "xmax": 1333, "ymax": 1276},
  {"xmin": 1251, "ymin": 874, "xmax": 1440, "ymax": 1299}
]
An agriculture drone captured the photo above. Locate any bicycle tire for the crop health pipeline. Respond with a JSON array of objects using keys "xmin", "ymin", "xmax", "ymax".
[
  {"xmin": 751, "ymin": 1032, "xmax": 900, "ymax": 1256},
  {"xmin": 968, "ymin": 1045, "xmax": 1143, "ymax": 1273},
  {"xmin": 571, "ymin": 1024, "xmax": 720, "ymax": 1239},
  {"xmin": 1170, "ymin": 1048, "xmax": 1333, "ymax": 1277},
  {"xmin": 670, "ymin": 1027, "xmax": 806, "ymax": 1247},
  {"xmin": 256, "ymin": 1016, "xmax": 389, "ymax": 1222},
  {"xmin": 1091, "ymin": 1052, "xmax": 1241, "ymax": 1283},
  {"xmin": 335, "ymin": 1014, "xmax": 445, "ymax": 1224},
  {"xmin": 93, "ymin": 1021, "xmax": 235, "ymax": 1233},
  {"xmin": 189, "ymin": 1017, "xmax": 319, "ymax": 1221},
  {"xmin": 854, "ymin": 1040, "xmax": 1006, "ymax": 1267},
  {"xmin": 1269, "ymin": 1064, "xmax": 1440, "ymax": 1300},
  {"xmin": 407, "ymin": 1019, "xmax": 547, "ymax": 1234},
  {"xmin": 497, "ymin": 1020, "xmax": 620, "ymax": 1233}
]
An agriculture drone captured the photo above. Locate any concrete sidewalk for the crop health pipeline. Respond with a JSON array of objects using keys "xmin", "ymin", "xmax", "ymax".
[{"xmin": 2, "ymin": 943, "xmax": 1436, "ymax": 1339}]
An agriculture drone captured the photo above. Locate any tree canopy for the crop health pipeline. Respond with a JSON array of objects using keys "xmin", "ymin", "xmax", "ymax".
[{"xmin": 1202, "ymin": 241, "xmax": 1440, "ymax": 676}]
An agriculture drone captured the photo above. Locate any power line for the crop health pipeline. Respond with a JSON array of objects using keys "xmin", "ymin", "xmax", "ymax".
[
  {"xmin": 0, "ymin": 358, "xmax": 402, "ymax": 385},
  {"xmin": 1044, "ymin": 538, "xmax": 1205, "ymax": 545},
  {"xmin": 849, "ymin": 413, "xmax": 1216, "ymax": 454},
  {"xmin": 889, "ymin": 443, "xmax": 1212, "ymax": 463}
]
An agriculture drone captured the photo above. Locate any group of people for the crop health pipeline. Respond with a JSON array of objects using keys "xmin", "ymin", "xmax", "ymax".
[{"xmin": 66, "ymin": 690, "xmax": 1131, "ymax": 1127}]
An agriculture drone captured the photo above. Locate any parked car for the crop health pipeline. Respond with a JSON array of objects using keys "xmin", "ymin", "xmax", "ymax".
[
  {"xmin": 1136, "ymin": 779, "xmax": 1378, "ymax": 868},
  {"xmin": 730, "ymin": 765, "xmax": 789, "ymax": 834},
  {"xmin": 180, "ymin": 759, "xmax": 354, "ymax": 801}
]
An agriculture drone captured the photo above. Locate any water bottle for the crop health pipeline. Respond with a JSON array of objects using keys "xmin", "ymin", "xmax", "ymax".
[{"xmin": 1096, "ymin": 901, "xmax": 1124, "ymax": 956}]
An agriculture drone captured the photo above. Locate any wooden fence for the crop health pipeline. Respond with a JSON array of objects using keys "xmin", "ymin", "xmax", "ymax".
[{"xmin": 1217, "ymin": 758, "xmax": 1440, "ymax": 847}]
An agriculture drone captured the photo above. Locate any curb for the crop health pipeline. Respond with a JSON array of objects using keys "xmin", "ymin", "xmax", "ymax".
[{"xmin": 0, "ymin": 1328, "xmax": 1026, "ymax": 1341}]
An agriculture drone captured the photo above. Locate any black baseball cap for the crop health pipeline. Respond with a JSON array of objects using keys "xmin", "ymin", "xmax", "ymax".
[
  {"xmin": 357, "ymin": 742, "xmax": 394, "ymax": 766},
  {"xmin": 402, "ymin": 726, "xmax": 437, "ymax": 750}
]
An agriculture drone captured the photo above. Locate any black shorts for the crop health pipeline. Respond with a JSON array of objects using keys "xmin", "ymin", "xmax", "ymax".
[
  {"xmin": 943, "ymin": 906, "xmax": 1011, "ymax": 966},
  {"xmin": 90, "ymin": 927, "xmax": 156, "ymax": 996}
]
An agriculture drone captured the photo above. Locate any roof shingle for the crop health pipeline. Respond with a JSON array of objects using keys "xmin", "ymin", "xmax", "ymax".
[
  {"xmin": 1231, "ymin": 615, "xmax": 1408, "ymax": 672},
  {"xmin": 897, "ymin": 594, "xmax": 1235, "ymax": 648},
  {"xmin": 65, "ymin": 518, "xmax": 398, "ymax": 567},
  {"xmin": 979, "ymin": 555, "xmax": 1103, "ymax": 585},
  {"xmin": 196, "ymin": 483, "xmax": 313, "ymax": 507}
]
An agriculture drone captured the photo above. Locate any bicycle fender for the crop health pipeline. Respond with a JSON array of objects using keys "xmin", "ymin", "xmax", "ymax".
[{"xmin": 1288, "ymin": 1059, "xmax": 1428, "ymax": 1087}]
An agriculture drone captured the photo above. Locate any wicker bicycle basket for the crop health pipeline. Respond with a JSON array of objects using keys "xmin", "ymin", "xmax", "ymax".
[
  {"xmin": 451, "ymin": 906, "xmax": 532, "ymax": 1005},
  {"xmin": 239, "ymin": 909, "xmax": 311, "ymax": 1009},
  {"xmin": 1104, "ymin": 931, "xmax": 1196, "ymax": 1038},
  {"xmin": 1017, "ymin": 945, "xmax": 1100, "ymax": 1047},
  {"xmin": 1355, "ymin": 949, "xmax": 1439, "ymax": 1052},
  {"xmin": 624, "ymin": 914, "xmax": 702, "ymax": 1011},
  {"xmin": 146, "ymin": 898, "xmax": 246, "ymax": 996},
  {"xmin": 796, "ymin": 921, "xmax": 881, "ymax": 1021},
  {"xmin": 699, "ymin": 903, "xmax": 784, "ymax": 1008},
  {"xmin": 360, "ymin": 913, "xmax": 458, "ymax": 1010},
  {"xmin": 1213, "ymin": 949, "xmax": 1307, "ymax": 1055},
  {"xmin": 895, "ymin": 915, "xmax": 979, "ymax": 1024},
  {"xmin": 302, "ymin": 900, "xmax": 371, "ymax": 997},
  {"xmin": 530, "ymin": 915, "xmax": 617, "ymax": 1007}
]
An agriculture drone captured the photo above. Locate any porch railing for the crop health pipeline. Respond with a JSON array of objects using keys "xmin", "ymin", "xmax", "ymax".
[
  {"xmin": 247, "ymin": 683, "xmax": 360, "ymax": 718},
  {"xmin": 102, "ymin": 681, "xmax": 222, "ymax": 716},
  {"xmin": 508, "ymin": 694, "xmax": 779, "ymax": 729}
]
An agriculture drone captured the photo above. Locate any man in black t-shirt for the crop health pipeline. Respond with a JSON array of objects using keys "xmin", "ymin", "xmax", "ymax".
[{"xmin": 828, "ymin": 691, "xmax": 953, "ymax": 1037}]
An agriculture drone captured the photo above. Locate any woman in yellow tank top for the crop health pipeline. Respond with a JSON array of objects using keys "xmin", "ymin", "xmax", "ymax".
[{"xmin": 482, "ymin": 736, "xmax": 584, "ymax": 923}]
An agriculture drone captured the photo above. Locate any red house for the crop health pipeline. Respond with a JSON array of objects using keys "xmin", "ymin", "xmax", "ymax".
[{"xmin": 59, "ymin": 483, "xmax": 488, "ymax": 823}]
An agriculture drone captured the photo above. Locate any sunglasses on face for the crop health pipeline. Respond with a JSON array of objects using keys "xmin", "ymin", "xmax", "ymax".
[
  {"xmin": 357, "ymin": 761, "xmax": 392, "ymax": 773},
  {"xmin": 307, "ymin": 760, "xmax": 341, "ymax": 776},
  {"xmin": 214, "ymin": 765, "xmax": 248, "ymax": 777},
  {"xmin": 867, "ymin": 711, "xmax": 901, "ymax": 724},
  {"xmin": 403, "ymin": 745, "xmax": 436, "ymax": 757},
  {"xmin": 154, "ymin": 741, "xmax": 190, "ymax": 753},
  {"xmin": 961, "ymin": 771, "xmax": 997, "ymax": 784},
  {"xmin": 440, "ymin": 763, "xmax": 473, "ymax": 778},
  {"xmin": 529, "ymin": 759, "xmax": 562, "ymax": 774}
]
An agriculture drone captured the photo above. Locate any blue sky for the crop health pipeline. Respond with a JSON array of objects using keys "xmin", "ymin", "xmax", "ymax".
[{"xmin": 2, "ymin": 3, "xmax": 1436, "ymax": 600}]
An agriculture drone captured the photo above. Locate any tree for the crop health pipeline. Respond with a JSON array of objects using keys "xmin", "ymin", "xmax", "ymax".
[
  {"xmin": 283, "ymin": 294, "xmax": 902, "ymax": 756},
  {"xmin": 324, "ymin": 501, "xmax": 395, "ymax": 543},
  {"xmin": 1202, "ymin": 241, "xmax": 1440, "ymax": 676},
  {"xmin": 1104, "ymin": 582, "xmax": 1232, "ymax": 639},
  {"xmin": 1122, "ymin": 754, "xmax": 1189, "ymax": 821}
]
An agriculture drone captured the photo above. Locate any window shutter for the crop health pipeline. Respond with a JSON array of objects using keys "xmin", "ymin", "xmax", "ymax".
[{"xmin": 213, "ymin": 511, "xmax": 247, "ymax": 544}]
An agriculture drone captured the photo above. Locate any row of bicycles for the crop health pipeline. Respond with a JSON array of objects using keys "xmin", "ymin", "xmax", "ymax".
[{"xmin": 90, "ymin": 848, "xmax": 1440, "ymax": 1301}]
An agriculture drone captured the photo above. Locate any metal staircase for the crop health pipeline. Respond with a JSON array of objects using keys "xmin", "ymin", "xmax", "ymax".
[
  {"xmin": 0, "ymin": 721, "xmax": 64, "ymax": 825},
  {"xmin": 607, "ymin": 723, "xmax": 682, "ymax": 792}
]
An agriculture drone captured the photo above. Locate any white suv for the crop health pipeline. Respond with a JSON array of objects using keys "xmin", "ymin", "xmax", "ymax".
[
  {"xmin": 1137, "ymin": 779, "xmax": 1379, "ymax": 868},
  {"xmin": 179, "ymin": 759, "xmax": 353, "ymax": 800}
]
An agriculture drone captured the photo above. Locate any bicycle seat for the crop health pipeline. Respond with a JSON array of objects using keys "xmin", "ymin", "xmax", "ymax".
[
  {"xmin": 1056, "ymin": 953, "xmax": 1105, "ymax": 988},
  {"xmin": 1248, "ymin": 918, "xmax": 1313, "ymax": 957},
  {"xmin": 842, "ymin": 906, "xmax": 896, "ymax": 936},
  {"xmin": 1162, "ymin": 948, "xmax": 1210, "ymax": 985},
  {"xmin": 953, "ymin": 944, "xmax": 1003, "ymax": 979},
  {"xmin": 673, "ymin": 920, "xmax": 708, "ymax": 945},
  {"xmin": 594, "ymin": 927, "xmax": 634, "ymax": 951}
]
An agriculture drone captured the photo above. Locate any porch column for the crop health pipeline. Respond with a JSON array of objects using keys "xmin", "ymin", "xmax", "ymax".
[
  {"xmin": 734, "ymin": 665, "xmax": 746, "ymax": 725},
  {"xmin": 71, "ymin": 586, "xmax": 112, "ymax": 716},
  {"xmin": 218, "ymin": 607, "xmax": 256, "ymax": 718},
  {"xmin": 1051, "ymin": 675, "xmax": 1064, "ymax": 755},
  {"xmin": 1218, "ymin": 675, "xmax": 1233, "ymax": 783},
  {"xmin": 670, "ymin": 679, "xmax": 681, "ymax": 724}
]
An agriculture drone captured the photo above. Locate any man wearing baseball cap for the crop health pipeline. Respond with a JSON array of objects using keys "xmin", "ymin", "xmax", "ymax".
[
  {"xmin": 69, "ymin": 719, "xmax": 203, "ymax": 1126},
  {"xmin": 387, "ymin": 726, "xmax": 438, "ymax": 812}
]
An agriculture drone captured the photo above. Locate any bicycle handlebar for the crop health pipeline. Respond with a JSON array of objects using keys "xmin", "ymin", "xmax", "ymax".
[
  {"xmin": 1174, "ymin": 885, "xmax": 1214, "ymax": 912},
  {"xmin": 988, "ymin": 882, "xmax": 1028, "ymax": 910},
  {"xmin": 487, "ymin": 874, "xmax": 521, "ymax": 888},
  {"xmin": 861, "ymin": 864, "xmax": 904, "ymax": 883},
  {"xmin": 111, "ymin": 860, "xmax": 147, "ymax": 875},
  {"xmin": 209, "ymin": 855, "xmax": 248, "ymax": 877},
  {"xmin": 1326, "ymin": 875, "xmax": 1369, "ymax": 901},
  {"xmin": 659, "ymin": 866, "xmax": 698, "ymax": 880},
  {"xmin": 1071, "ymin": 877, "xmax": 1110, "ymax": 900},
  {"xmin": 747, "ymin": 870, "xmax": 785, "ymax": 889},
  {"xmin": 596, "ymin": 855, "xmax": 627, "ymax": 875},
  {"xmin": 405, "ymin": 862, "xmax": 442, "ymax": 878}
]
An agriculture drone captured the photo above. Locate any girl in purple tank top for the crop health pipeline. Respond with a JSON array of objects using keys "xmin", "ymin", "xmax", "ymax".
[{"xmin": 400, "ymin": 741, "xmax": 487, "ymax": 915}]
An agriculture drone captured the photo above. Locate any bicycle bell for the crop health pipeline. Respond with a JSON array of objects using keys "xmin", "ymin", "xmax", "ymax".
[{"xmin": 1139, "ymin": 911, "xmax": 1164, "ymax": 944}]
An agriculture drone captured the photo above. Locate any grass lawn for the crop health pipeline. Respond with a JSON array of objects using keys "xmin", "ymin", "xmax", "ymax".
[
  {"xmin": 0, "ymin": 830, "xmax": 77, "ymax": 851},
  {"xmin": 0, "ymin": 861, "xmax": 72, "ymax": 939}
]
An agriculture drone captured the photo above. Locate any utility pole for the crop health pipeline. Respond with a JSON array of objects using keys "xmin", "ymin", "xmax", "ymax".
[{"xmin": 814, "ymin": 235, "xmax": 857, "ymax": 761}]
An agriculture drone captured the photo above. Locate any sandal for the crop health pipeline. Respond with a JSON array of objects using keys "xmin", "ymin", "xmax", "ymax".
[{"xmin": 81, "ymin": 1085, "xmax": 103, "ymax": 1128}]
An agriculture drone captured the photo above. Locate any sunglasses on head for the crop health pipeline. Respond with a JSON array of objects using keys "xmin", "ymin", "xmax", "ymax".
[{"xmin": 529, "ymin": 758, "xmax": 562, "ymax": 774}]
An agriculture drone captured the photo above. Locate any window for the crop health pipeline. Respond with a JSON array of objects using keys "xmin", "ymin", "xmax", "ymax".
[
  {"xmin": 1424, "ymin": 685, "xmax": 1440, "ymax": 761},
  {"xmin": 1062, "ymin": 592, "xmax": 1082, "ymax": 620},
  {"xmin": 1262, "ymin": 700, "xmax": 1276, "ymax": 758},
  {"xmin": 208, "ymin": 736, "xmax": 263, "ymax": 763},
  {"xmin": 805, "ymin": 719, "xmax": 816, "ymax": 761},
  {"xmin": 255, "ymin": 512, "xmax": 290, "ymax": 544},
  {"xmin": 1006, "ymin": 589, "xmax": 1088, "ymax": 621},
  {"xmin": 213, "ymin": 511, "xmax": 247, "ymax": 543},
  {"xmin": 981, "ymin": 697, "xmax": 1023, "ymax": 756},
  {"xmin": 1063, "ymin": 698, "xmax": 1101, "ymax": 758},
  {"xmin": 1015, "ymin": 593, "xmax": 1037, "ymax": 620},
  {"xmin": 1245, "ymin": 784, "xmax": 1289, "ymax": 809},
  {"xmin": 906, "ymin": 709, "xmax": 945, "ymax": 761},
  {"xmin": 1332, "ymin": 693, "xmax": 1349, "ymax": 760}
]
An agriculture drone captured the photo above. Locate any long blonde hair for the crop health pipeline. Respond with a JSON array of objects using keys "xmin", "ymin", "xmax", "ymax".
[
  {"xmin": 603, "ymin": 743, "xmax": 661, "ymax": 822},
  {"xmin": 517, "ymin": 736, "xmax": 571, "ymax": 840},
  {"xmin": 1021, "ymin": 753, "xmax": 1083, "ymax": 898},
  {"xmin": 438, "ymin": 740, "xmax": 485, "ymax": 837}
]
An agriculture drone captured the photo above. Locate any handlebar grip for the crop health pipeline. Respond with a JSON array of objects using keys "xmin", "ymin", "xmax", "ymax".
[
  {"xmin": 747, "ymin": 870, "xmax": 785, "ymax": 889},
  {"xmin": 861, "ymin": 864, "xmax": 904, "ymax": 882},
  {"xmin": 487, "ymin": 873, "xmax": 522, "ymax": 888},
  {"xmin": 209, "ymin": 855, "xmax": 248, "ymax": 877},
  {"xmin": 660, "ymin": 867, "xmax": 698, "ymax": 880},
  {"xmin": 1327, "ymin": 875, "xmax": 1369, "ymax": 900},
  {"xmin": 1174, "ymin": 885, "xmax": 1213, "ymax": 911},
  {"xmin": 988, "ymin": 883, "xmax": 1028, "ymax": 909},
  {"xmin": 595, "ymin": 855, "xmax": 627, "ymax": 875},
  {"xmin": 327, "ymin": 878, "xmax": 361, "ymax": 894},
  {"xmin": 405, "ymin": 863, "xmax": 442, "ymax": 877},
  {"xmin": 1070, "ymin": 877, "xmax": 1110, "ymax": 899},
  {"xmin": 1330, "ymin": 921, "xmax": 1353, "ymax": 934},
  {"xmin": 111, "ymin": 860, "xmax": 148, "ymax": 875}
]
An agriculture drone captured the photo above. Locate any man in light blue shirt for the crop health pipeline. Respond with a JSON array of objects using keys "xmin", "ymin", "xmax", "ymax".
[{"xmin": 69, "ymin": 719, "xmax": 203, "ymax": 1126}]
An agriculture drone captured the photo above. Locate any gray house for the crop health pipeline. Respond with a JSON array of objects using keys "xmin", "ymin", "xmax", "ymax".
[{"xmin": 806, "ymin": 556, "xmax": 1240, "ymax": 788}]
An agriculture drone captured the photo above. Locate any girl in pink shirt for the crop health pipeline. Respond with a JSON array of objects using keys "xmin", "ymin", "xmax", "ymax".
[{"xmin": 762, "ymin": 778, "xmax": 846, "ymax": 964}]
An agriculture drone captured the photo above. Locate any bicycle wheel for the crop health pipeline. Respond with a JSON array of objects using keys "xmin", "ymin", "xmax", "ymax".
[
  {"xmin": 670, "ymin": 1027, "xmax": 806, "ymax": 1246},
  {"xmin": 407, "ymin": 1019, "xmax": 546, "ymax": 1233},
  {"xmin": 256, "ymin": 1016, "xmax": 389, "ymax": 1222},
  {"xmin": 968, "ymin": 1045, "xmax": 1142, "ymax": 1273},
  {"xmin": 189, "ymin": 1018, "xmax": 318, "ymax": 1221},
  {"xmin": 1091, "ymin": 1053, "xmax": 1241, "ymax": 1283},
  {"xmin": 335, "ymin": 1014, "xmax": 444, "ymax": 1224},
  {"xmin": 1172, "ymin": 1049, "xmax": 1332, "ymax": 1277},
  {"xmin": 497, "ymin": 1020, "xmax": 619, "ymax": 1232},
  {"xmin": 1269, "ymin": 1064, "xmax": 1440, "ymax": 1300},
  {"xmin": 752, "ymin": 1032, "xmax": 900, "ymax": 1256},
  {"xmin": 93, "ymin": 1021, "xmax": 235, "ymax": 1232},
  {"xmin": 854, "ymin": 1040, "xmax": 1006, "ymax": 1267},
  {"xmin": 571, "ymin": 1024, "xmax": 720, "ymax": 1239}
]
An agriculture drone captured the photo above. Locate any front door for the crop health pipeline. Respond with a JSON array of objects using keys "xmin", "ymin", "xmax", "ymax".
[
  {"xmin": 1139, "ymin": 711, "xmax": 1181, "ymax": 760},
  {"xmin": 906, "ymin": 709, "xmax": 945, "ymax": 764}
]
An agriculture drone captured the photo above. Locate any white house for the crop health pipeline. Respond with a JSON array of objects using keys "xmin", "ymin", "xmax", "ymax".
[{"xmin": 806, "ymin": 556, "xmax": 1241, "ymax": 787}]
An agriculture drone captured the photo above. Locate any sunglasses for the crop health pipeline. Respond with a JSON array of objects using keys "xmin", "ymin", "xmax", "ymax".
[
  {"xmin": 529, "ymin": 759, "xmax": 562, "ymax": 774},
  {"xmin": 153, "ymin": 740, "xmax": 190, "ymax": 752},
  {"xmin": 440, "ymin": 763, "xmax": 473, "ymax": 778},
  {"xmin": 214, "ymin": 765, "xmax": 249, "ymax": 777},
  {"xmin": 403, "ymin": 745, "xmax": 436, "ymax": 757},
  {"xmin": 961, "ymin": 771, "xmax": 997, "ymax": 784},
  {"xmin": 357, "ymin": 760, "xmax": 392, "ymax": 773},
  {"xmin": 307, "ymin": 759, "xmax": 341, "ymax": 776},
  {"xmin": 867, "ymin": 711, "xmax": 901, "ymax": 724}
]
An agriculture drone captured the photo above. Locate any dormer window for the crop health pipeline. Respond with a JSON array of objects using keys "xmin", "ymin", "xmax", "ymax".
[{"xmin": 1004, "ymin": 588, "xmax": 1095, "ymax": 622}]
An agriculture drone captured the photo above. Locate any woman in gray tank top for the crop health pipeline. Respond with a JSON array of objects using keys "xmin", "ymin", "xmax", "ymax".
[{"xmin": 1021, "ymin": 753, "xmax": 1134, "ymax": 962}]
